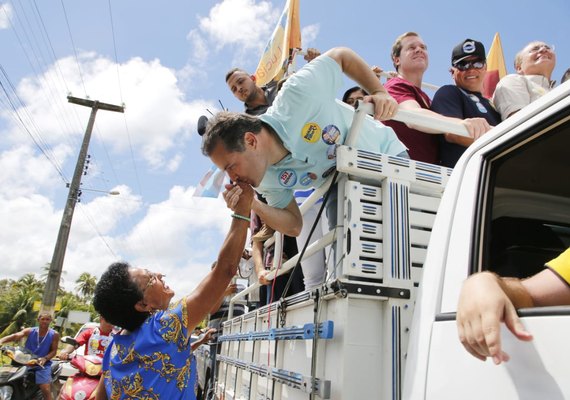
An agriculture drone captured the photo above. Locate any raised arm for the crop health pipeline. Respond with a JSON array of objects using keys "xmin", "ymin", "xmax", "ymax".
[{"xmin": 185, "ymin": 182, "xmax": 253, "ymax": 331}]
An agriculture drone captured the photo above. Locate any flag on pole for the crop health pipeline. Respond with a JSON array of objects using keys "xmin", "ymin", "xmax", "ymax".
[
  {"xmin": 483, "ymin": 33, "xmax": 507, "ymax": 99},
  {"xmin": 193, "ymin": 165, "xmax": 226, "ymax": 198},
  {"xmin": 254, "ymin": 0, "xmax": 301, "ymax": 87}
]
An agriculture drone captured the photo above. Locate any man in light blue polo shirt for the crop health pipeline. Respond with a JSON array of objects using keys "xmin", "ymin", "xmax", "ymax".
[{"xmin": 202, "ymin": 47, "xmax": 407, "ymax": 237}]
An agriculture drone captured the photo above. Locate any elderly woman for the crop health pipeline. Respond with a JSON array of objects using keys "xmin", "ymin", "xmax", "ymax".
[{"xmin": 93, "ymin": 182, "xmax": 253, "ymax": 400}]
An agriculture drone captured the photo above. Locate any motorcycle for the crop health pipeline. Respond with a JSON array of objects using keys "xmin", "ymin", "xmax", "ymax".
[
  {"xmin": 0, "ymin": 345, "xmax": 62, "ymax": 400},
  {"xmin": 58, "ymin": 337, "xmax": 102, "ymax": 400}
]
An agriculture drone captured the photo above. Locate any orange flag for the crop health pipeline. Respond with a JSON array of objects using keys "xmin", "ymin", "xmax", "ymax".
[
  {"xmin": 254, "ymin": 0, "xmax": 302, "ymax": 87},
  {"xmin": 483, "ymin": 33, "xmax": 507, "ymax": 99}
]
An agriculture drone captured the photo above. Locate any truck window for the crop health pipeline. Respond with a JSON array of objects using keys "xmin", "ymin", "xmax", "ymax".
[{"xmin": 479, "ymin": 112, "xmax": 570, "ymax": 279}]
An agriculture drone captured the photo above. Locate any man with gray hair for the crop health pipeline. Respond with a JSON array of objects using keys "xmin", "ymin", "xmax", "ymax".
[{"xmin": 493, "ymin": 41, "xmax": 556, "ymax": 120}]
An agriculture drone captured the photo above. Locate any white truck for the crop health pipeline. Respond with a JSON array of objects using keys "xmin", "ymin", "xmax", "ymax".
[{"xmin": 199, "ymin": 81, "xmax": 570, "ymax": 400}]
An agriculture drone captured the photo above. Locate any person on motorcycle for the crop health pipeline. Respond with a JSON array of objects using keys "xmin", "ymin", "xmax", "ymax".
[
  {"xmin": 0, "ymin": 311, "xmax": 60, "ymax": 400},
  {"xmin": 58, "ymin": 316, "xmax": 115, "ymax": 360}
]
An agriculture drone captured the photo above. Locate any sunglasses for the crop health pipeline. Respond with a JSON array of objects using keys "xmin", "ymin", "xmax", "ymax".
[{"xmin": 455, "ymin": 60, "xmax": 486, "ymax": 71}]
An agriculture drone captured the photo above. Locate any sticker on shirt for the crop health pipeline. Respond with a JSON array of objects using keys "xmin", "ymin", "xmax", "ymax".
[
  {"xmin": 301, "ymin": 122, "xmax": 321, "ymax": 143},
  {"xmin": 322, "ymin": 125, "xmax": 341, "ymax": 145},
  {"xmin": 279, "ymin": 170, "xmax": 297, "ymax": 187},
  {"xmin": 326, "ymin": 145, "xmax": 337, "ymax": 160},
  {"xmin": 322, "ymin": 166, "xmax": 335, "ymax": 178},
  {"xmin": 300, "ymin": 172, "xmax": 317, "ymax": 186}
]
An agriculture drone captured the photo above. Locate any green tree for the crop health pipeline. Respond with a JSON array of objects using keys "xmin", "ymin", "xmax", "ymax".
[
  {"xmin": 75, "ymin": 273, "xmax": 97, "ymax": 301},
  {"xmin": 0, "ymin": 274, "xmax": 43, "ymax": 337}
]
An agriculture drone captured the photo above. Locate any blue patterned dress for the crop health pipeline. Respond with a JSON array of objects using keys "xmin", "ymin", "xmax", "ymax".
[{"xmin": 102, "ymin": 298, "xmax": 197, "ymax": 399}]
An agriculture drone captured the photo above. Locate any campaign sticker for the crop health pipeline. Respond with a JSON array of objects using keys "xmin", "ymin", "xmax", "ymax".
[
  {"xmin": 326, "ymin": 145, "xmax": 337, "ymax": 159},
  {"xmin": 301, "ymin": 122, "xmax": 321, "ymax": 143},
  {"xmin": 279, "ymin": 170, "xmax": 297, "ymax": 187},
  {"xmin": 300, "ymin": 172, "xmax": 317, "ymax": 186},
  {"xmin": 322, "ymin": 124, "xmax": 341, "ymax": 144}
]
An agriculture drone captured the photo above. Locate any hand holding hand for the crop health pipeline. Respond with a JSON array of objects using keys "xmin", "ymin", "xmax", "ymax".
[{"xmin": 233, "ymin": 182, "xmax": 254, "ymax": 217}]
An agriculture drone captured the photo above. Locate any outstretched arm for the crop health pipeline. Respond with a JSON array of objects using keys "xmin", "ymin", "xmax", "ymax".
[
  {"xmin": 185, "ymin": 182, "xmax": 253, "ymax": 331},
  {"xmin": 401, "ymin": 99, "xmax": 492, "ymax": 138},
  {"xmin": 0, "ymin": 328, "xmax": 31, "ymax": 345}
]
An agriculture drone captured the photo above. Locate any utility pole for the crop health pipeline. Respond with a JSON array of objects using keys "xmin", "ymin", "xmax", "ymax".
[{"xmin": 41, "ymin": 96, "xmax": 124, "ymax": 315}]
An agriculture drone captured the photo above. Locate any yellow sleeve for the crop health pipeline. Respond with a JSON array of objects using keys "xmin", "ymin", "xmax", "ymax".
[{"xmin": 546, "ymin": 248, "xmax": 570, "ymax": 285}]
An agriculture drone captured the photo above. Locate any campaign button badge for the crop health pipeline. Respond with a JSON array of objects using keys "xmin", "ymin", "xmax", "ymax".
[
  {"xmin": 301, "ymin": 122, "xmax": 321, "ymax": 143},
  {"xmin": 322, "ymin": 124, "xmax": 341, "ymax": 144},
  {"xmin": 279, "ymin": 170, "xmax": 297, "ymax": 187},
  {"xmin": 300, "ymin": 172, "xmax": 316, "ymax": 186}
]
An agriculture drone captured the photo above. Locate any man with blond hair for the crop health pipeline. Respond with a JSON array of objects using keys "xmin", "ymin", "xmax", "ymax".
[{"xmin": 383, "ymin": 32, "xmax": 491, "ymax": 165}]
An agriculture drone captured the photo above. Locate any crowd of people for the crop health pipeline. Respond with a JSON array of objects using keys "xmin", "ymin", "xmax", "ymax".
[{"xmin": 0, "ymin": 31, "xmax": 565, "ymax": 400}]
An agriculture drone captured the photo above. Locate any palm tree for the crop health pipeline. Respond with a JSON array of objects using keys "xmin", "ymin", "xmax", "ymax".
[
  {"xmin": 0, "ymin": 274, "xmax": 43, "ymax": 335},
  {"xmin": 40, "ymin": 262, "xmax": 66, "ymax": 286},
  {"xmin": 75, "ymin": 273, "xmax": 97, "ymax": 301}
]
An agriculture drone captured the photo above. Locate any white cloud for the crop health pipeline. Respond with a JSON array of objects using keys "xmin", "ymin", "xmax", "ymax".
[
  {"xmin": 0, "ymin": 3, "xmax": 12, "ymax": 29},
  {"xmin": 8, "ymin": 53, "xmax": 215, "ymax": 171},
  {"xmin": 113, "ymin": 185, "xmax": 234, "ymax": 296},
  {"xmin": 0, "ymin": 144, "xmax": 71, "ymax": 198},
  {"xmin": 187, "ymin": 0, "xmax": 279, "ymax": 64},
  {"xmin": 186, "ymin": 30, "xmax": 210, "ymax": 64},
  {"xmin": 302, "ymin": 24, "xmax": 320, "ymax": 46}
]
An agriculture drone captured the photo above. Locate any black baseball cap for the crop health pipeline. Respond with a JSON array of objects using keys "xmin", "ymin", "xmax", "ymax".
[{"xmin": 452, "ymin": 39, "xmax": 486, "ymax": 66}]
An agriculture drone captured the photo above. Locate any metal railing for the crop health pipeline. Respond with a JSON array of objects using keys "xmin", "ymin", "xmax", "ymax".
[{"xmin": 227, "ymin": 102, "xmax": 468, "ymax": 317}]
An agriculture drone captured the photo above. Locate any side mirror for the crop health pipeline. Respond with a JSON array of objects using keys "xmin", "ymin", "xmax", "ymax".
[
  {"xmin": 61, "ymin": 336, "xmax": 78, "ymax": 347},
  {"xmin": 197, "ymin": 115, "xmax": 208, "ymax": 136}
]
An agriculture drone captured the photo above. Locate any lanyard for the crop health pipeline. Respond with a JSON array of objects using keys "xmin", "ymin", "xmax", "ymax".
[{"xmin": 458, "ymin": 88, "xmax": 488, "ymax": 114}]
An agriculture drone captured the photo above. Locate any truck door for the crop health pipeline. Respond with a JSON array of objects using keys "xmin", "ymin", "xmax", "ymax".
[{"xmin": 410, "ymin": 87, "xmax": 570, "ymax": 399}]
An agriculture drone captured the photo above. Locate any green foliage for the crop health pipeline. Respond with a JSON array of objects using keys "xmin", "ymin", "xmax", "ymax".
[{"xmin": 0, "ymin": 269, "xmax": 98, "ymax": 338}]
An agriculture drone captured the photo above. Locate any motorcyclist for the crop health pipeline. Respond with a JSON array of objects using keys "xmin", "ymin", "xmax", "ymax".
[
  {"xmin": 0, "ymin": 311, "xmax": 60, "ymax": 400},
  {"xmin": 58, "ymin": 316, "xmax": 115, "ymax": 360}
]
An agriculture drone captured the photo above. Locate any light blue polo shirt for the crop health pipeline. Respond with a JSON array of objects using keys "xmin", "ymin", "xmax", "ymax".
[{"xmin": 257, "ymin": 55, "xmax": 406, "ymax": 209}]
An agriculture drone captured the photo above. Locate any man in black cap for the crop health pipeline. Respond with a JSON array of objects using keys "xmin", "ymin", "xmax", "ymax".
[{"xmin": 431, "ymin": 39, "xmax": 500, "ymax": 168}]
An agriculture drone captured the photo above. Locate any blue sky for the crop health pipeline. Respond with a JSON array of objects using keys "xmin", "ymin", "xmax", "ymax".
[{"xmin": 0, "ymin": 0, "xmax": 568, "ymax": 297}]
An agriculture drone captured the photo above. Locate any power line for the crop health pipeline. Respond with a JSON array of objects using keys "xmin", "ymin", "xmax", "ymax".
[{"xmin": 59, "ymin": 0, "xmax": 87, "ymax": 97}]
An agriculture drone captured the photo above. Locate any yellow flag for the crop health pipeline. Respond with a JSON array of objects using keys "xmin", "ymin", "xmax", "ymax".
[
  {"xmin": 483, "ymin": 33, "xmax": 508, "ymax": 99},
  {"xmin": 254, "ymin": 0, "xmax": 302, "ymax": 87}
]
